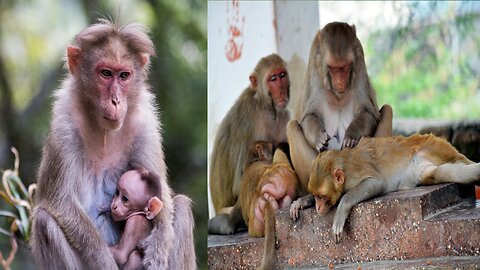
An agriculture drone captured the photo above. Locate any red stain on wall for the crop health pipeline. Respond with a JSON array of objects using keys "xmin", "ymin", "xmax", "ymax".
[{"xmin": 225, "ymin": 0, "xmax": 244, "ymax": 62}]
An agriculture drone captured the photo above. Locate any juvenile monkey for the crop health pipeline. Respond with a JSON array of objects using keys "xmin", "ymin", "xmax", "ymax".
[
  {"xmin": 210, "ymin": 54, "xmax": 290, "ymax": 214},
  {"xmin": 288, "ymin": 22, "xmax": 392, "ymax": 214},
  {"xmin": 209, "ymin": 141, "xmax": 298, "ymax": 270},
  {"xmin": 109, "ymin": 169, "xmax": 163, "ymax": 269},
  {"xmin": 308, "ymin": 134, "xmax": 480, "ymax": 242},
  {"xmin": 30, "ymin": 20, "xmax": 195, "ymax": 269},
  {"xmin": 242, "ymin": 142, "xmax": 297, "ymax": 237}
]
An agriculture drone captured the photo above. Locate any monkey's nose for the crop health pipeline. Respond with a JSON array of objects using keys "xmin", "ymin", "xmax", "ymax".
[{"xmin": 112, "ymin": 98, "xmax": 120, "ymax": 106}]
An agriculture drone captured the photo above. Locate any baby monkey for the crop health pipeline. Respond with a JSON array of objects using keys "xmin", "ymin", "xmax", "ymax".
[
  {"xmin": 110, "ymin": 169, "xmax": 163, "ymax": 270},
  {"xmin": 305, "ymin": 134, "xmax": 480, "ymax": 243}
]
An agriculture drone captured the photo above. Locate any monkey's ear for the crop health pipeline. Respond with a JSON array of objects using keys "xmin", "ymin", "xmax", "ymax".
[
  {"xmin": 145, "ymin": 196, "xmax": 163, "ymax": 220},
  {"xmin": 67, "ymin": 46, "xmax": 81, "ymax": 75},
  {"xmin": 316, "ymin": 31, "xmax": 323, "ymax": 44},
  {"xmin": 351, "ymin": 24, "xmax": 357, "ymax": 34},
  {"xmin": 333, "ymin": 168, "xmax": 345, "ymax": 185},
  {"xmin": 249, "ymin": 75, "xmax": 258, "ymax": 90},
  {"xmin": 140, "ymin": 53, "xmax": 151, "ymax": 68}
]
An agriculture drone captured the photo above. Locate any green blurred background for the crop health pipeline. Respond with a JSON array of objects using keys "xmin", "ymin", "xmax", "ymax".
[
  {"xmin": 365, "ymin": 1, "xmax": 480, "ymax": 119},
  {"xmin": 0, "ymin": 0, "xmax": 207, "ymax": 269}
]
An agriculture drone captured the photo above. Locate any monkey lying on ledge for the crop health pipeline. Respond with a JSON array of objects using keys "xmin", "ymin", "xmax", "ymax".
[{"xmin": 297, "ymin": 134, "xmax": 480, "ymax": 243}]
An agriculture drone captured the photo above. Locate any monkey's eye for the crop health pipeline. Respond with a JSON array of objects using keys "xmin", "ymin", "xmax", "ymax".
[
  {"xmin": 101, "ymin": 69, "xmax": 113, "ymax": 77},
  {"xmin": 269, "ymin": 75, "xmax": 277, "ymax": 81},
  {"xmin": 121, "ymin": 195, "xmax": 129, "ymax": 203},
  {"xmin": 279, "ymin": 72, "xmax": 287, "ymax": 78},
  {"xmin": 119, "ymin": 72, "xmax": 130, "ymax": 80}
]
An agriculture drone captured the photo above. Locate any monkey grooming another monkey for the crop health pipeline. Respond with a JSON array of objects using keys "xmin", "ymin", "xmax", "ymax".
[
  {"xmin": 109, "ymin": 169, "xmax": 163, "ymax": 270},
  {"xmin": 209, "ymin": 141, "xmax": 298, "ymax": 270},
  {"xmin": 308, "ymin": 134, "xmax": 480, "ymax": 243},
  {"xmin": 288, "ymin": 22, "xmax": 393, "ymax": 216},
  {"xmin": 30, "ymin": 19, "xmax": 195, "ymax": 269},
  {"xmin": 210, "ymin": 54, "xmax": 291, "ymax": 215}
]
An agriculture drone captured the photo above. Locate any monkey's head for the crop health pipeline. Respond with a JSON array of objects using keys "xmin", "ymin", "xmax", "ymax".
[
  {"xmin": 249, "ymin": 54, "xmax": 290, "ymax": 111},
  {"xmin": 319, "ymin": 22, "xmax": 360, "ymax": 96},
  {"xmin": 66, "ymin": 20, "xmax": 155, "ymax": 131},
  {"xmin": 308, "ymin": 151, "xmax": 345, "ymax": 215},
  {"xmin": 111, "ymin": 169, "xmax": 163, "ymax": 222}
]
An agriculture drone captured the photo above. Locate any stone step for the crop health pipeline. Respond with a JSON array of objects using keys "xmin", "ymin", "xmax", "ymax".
[{"xmin": 208, "ymin": 184, "xmax": 480, "ymax": 269}]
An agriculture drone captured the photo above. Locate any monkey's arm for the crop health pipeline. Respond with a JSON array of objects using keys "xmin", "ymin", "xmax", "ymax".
[
  {"xmin": 302, "ymin": 113, "xmax": 330, "ymax": 151},
  {"xmin": 343, "ymin": 107, "xmax": 378, "ymax": 148},
  {"xmin": 289, "ymin": 194, "xmax": 315, "ymax": 221},
  {"xmin": 33, "ymin": 140, "xmax": 117, "ymax": 269},
  {"xmin": 43, "ymin": 201, "xmax": 118, "ymax": 268},
  {"xmin": 110, "ymin": 216, "xmax": 150, "ymax": 266},
  {"xmin": 332, "ymin": 177, "xmax": 386, "ymax": 243}
]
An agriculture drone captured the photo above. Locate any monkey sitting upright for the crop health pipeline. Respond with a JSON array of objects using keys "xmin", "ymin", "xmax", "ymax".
[
  {"xmin": 306, "ymin": 134, "xmax": 480, "ymax": 243},
  {"xmin": 109, "ymin": 168, "xmax": 163, "ymax": 269}
]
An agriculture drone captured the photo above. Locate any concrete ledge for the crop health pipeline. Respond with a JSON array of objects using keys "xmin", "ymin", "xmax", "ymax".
[{"xmin": 208, "ymin": 184, "xmax": 480, "ymax": 269}]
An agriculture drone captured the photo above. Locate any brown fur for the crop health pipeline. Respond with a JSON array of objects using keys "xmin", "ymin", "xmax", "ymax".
[
  {"xmin": 288, "ymin": 22, "xmax": 391, "ymax": 190},
  {"xmin": 30, "ymin": 19, "xmax": 195, "ymax": 269},
  {"xmin": 309, "ymin": 134, "xmax": 480, "ymax": 242},
  {"xmin": 209, "ymin": 142, "xmax": 298, "ymax": 270},
  {"xmin": 210, "ymin": 54, "xmax": 290, "ymax": 214}
]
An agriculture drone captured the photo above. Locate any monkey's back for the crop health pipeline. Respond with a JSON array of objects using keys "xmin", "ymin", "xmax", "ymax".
[{"xmin": 210, "ymin": 87, "xmax": 270, "ymax": 212}]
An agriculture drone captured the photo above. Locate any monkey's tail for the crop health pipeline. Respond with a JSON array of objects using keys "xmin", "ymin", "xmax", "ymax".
[
  {"xmin": 172, "ymin": 194, "xmax": 196, "ymax": 270},
  {"xmin": 259, "ymin": 203, "xmax": 275, "ymax": 270}
]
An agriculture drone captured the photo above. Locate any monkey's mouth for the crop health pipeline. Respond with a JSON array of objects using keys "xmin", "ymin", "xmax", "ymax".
[
  {"xmin": 103, "ymin": 116, "xmax": 119, "ymax": 122},
  {"xmin": 110, "ymin": 212, "xmax": 122, "ymax": 222}
]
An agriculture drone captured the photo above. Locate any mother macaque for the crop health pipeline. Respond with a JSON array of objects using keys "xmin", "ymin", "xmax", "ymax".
[
  {"xmin": 30, "ymin": 19, "xmax": 195, "ymax": 270},
  {"xmin": 288, "ymin": 22, "xmax": 393, "ymax": 202},
  {"xmin": 210, "ymin": 54, "xmax": 291, "ymax": 214}
]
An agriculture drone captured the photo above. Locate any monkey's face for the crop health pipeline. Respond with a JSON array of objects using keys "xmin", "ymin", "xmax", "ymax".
[
  {"xmin": 309, "ymin": 178, "xmax": 339, "ymax": 216},
  {"xmin": 92, "ymin": 58, "xmax": 133, "ymax": 131},
  {"xmin": 76, "ymin": 39, "xmax": 141, "ymax": 131},
  {"xmin": 308, "ymin": 154, "xmax": 344, "ymax": 215},
  {"xmin": 111, "ymin": 171, "xmax": 149, "ymax": 222},
  {"xmin": 321, "ymin": 22, "xmax": 357, "ymax": 95},
  {"xmin": 264, "ymin": 68, "xmax": 290, "ymax": 110}
]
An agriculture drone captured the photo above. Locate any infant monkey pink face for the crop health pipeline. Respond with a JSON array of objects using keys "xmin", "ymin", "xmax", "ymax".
[{"xmin": 110, "ymin": 170, "xmax": 149, "ymax": 222}]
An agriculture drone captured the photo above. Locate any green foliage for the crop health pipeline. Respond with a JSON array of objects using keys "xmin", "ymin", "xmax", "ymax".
[
  {"xmin": 366, "ymin": 5, "xmax": 480, "ymax": 119},
  {"xmin": 0, "ymin": 148, "xmax": 36, "ymax": 270}
]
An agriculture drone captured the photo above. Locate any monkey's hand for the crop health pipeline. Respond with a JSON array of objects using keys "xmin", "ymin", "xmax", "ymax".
[
  {"xmin": 332, "ymin": 203, "xmax": 349, "ymax": 244},
  {"xmin": 289, "ymin": 194, "xmax": 315, "ymax": 221},
  {"xmin": 341, "ymin": 137, "xmax": 359, "ymax": 149},
  {"xmin": 316, "ymin": 132, "xmax": 331, "ymax": 152},
  {"xmin": 332, "ymin": 178, "xmax": 387, "ymax": 243}
]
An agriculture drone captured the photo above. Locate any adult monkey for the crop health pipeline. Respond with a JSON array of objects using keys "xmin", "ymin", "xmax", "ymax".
[
  {"xmin": 288, "ymin": 22, "xmax": 393, "ymax": 212},
  {"xmin": 30, "ymin": 20, "xmax": 195, "ymax": 269},
  {"xmin": 210, "ymin": 54, "xmax": 290, "ymax": 214}
]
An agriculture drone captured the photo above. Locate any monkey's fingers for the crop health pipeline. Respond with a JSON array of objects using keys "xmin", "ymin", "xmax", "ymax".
[
  {"xmin": 289, "ymin": 195, "xmax": 314, "ymax": 221},
  {"xmin": 332, "ymin": 214, "xmax": 346, "ymax": 244},
  {"xmin": 316, "ymin": 133, "xmax": 331, "ymax": 152},
  {"xmin": 289, "ymin": 199, "xmax": 302, "ymax": 221},
  {"xmin": 342, "ymin": 138, "xmax": 358, "ymax": 149}
]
